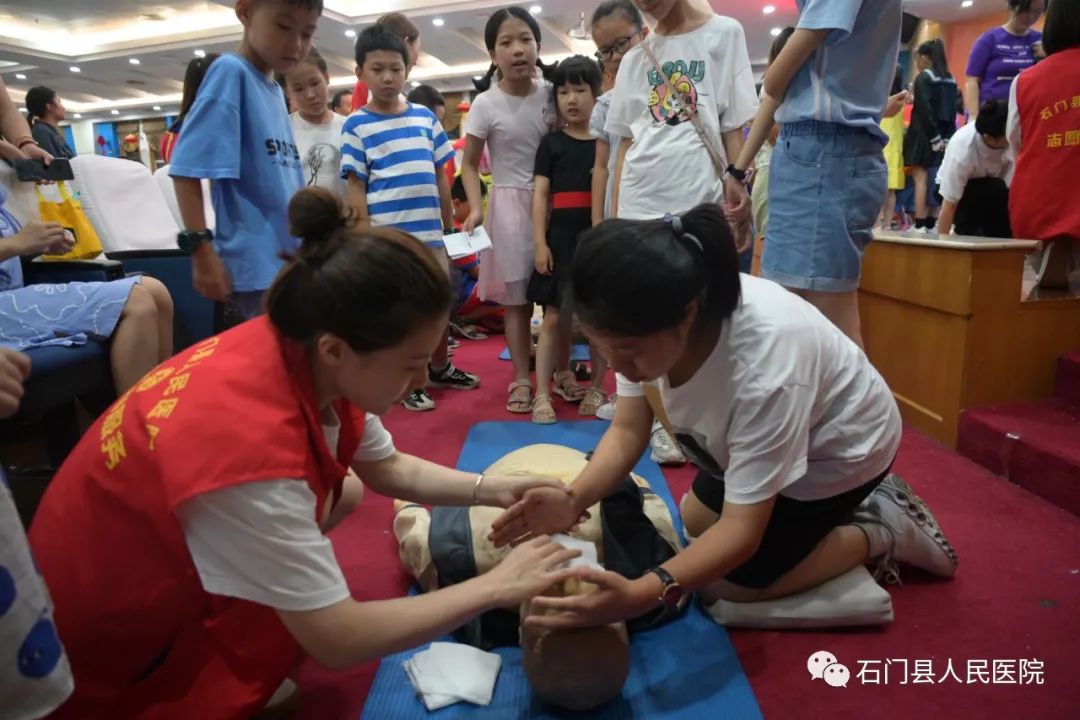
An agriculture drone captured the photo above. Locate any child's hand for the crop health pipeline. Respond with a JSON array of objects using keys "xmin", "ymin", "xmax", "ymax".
[
  {"xmin": 192, "ymin": 247, "xmax": 232, "ymax": 302},
  {"xmin": 13, "ymin": 221, "xmax": 68, "ymax": 256},
  {"xmin": 723, "ymin": 177, "xmax": 750, "ymax": 225},
  {"xmin": 0, "ymin": 348, "xmax": 30, "ymax": 419},
  {"xmin": 534, "ymin": 246, "xmax": 553, "ymax": 275},
  {"xmin": 463, "ymin": 210, "xmax": 483, "ymax": 235}
]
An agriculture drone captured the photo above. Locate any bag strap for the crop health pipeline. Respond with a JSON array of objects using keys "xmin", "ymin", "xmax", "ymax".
[
  {"xmin": 642, "ymin": 382, "xmax": 675, "ymax": 440},
  {"xmin": 640, "ymin": 40, "xmax": 727, "ymax": 178}
]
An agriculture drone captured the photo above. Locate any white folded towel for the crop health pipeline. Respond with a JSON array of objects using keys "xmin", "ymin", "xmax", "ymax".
[
  {"xmin": 550, "ymin": 534, "xmax": 604, "ymax": 571},
  {"xmin": 404, "ymin": 642, "xmax": 502, "ymax": 711}
]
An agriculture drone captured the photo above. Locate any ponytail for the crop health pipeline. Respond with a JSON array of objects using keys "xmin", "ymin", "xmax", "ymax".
[
  {"xmin": 267, "ymin": 187, "xmax": 451, "ymax": 351},
  {"xmin": 473, "ymin": 63, "xmax": 497, "ymax": 92},
  {"xmin": 918, "ymin": 39, "xmax": 952, "ymax": 79},
  {"xmin": 536, "ymin": 58, "xmax": 558, "ymax": 83},
  {"xmin": 24, "ymin": 86, "xmax": 56, "ymax": 127},
  {"xmin": 572, "ymin": 203, "xmax": 740, "ymax": 337}
]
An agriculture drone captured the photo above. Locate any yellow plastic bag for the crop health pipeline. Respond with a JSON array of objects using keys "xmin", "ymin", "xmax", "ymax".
[{"xmin": 37, "ymin": 182, "xmax": 103, "ymax": 260}]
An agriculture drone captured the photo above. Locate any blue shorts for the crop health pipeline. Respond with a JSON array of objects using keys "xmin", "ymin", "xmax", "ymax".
[
  {"xmin": 230, "ymin": 291, "xmax": 265, "ymax": 320},
  {"xmin": 763, "ymin": 121, "xmax": 887, "ymax": 293}
]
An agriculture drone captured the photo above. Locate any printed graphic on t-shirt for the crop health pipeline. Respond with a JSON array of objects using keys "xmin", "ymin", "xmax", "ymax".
[
  {"xmin": 264, "ymin": 138, "xmax": 302, "ymax": 170},
  {"xmin": 647, "ymin": 60, "xmax": 706, "ymax": 126},
  {"xmin": 302, "ymin": 142, "xmax": 342, "ymax": 187}
]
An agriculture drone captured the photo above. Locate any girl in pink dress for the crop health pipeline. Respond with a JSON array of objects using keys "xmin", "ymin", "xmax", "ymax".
[{"xmin": 461, "ymin": 7, "xmax": 558, "ymax": 414}]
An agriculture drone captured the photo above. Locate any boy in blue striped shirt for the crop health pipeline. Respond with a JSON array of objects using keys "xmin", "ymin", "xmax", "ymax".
[{"xmin": 342, "ymin": 25, "xmax": 479, "ymax": 411}]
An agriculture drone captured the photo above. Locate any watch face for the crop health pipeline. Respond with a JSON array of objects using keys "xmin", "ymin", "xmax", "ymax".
[{"xmin": 661, "ymin": 583, "xmax": 683, "ymax": 607}]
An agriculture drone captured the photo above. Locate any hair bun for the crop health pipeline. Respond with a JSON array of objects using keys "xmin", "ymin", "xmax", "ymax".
[{"xmin": 288, "ymin": 187, "xmax": 344, "ymax": 245}]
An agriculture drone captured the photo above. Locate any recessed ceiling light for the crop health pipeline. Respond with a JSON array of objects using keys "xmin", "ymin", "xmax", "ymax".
[
  {"xmin": 15, "ymin": 73, "xmax": 26, "ymax": 80},
  {"xmin": 129, "ymin": 58, "xmax": 140, "ymax": 65},
  {"xmin": 410, "ymin": 80, "xmax": 421, "ymax": 87},
  {"xmin": 473, "ymin": 75, "xmax": 483, "ymax": 80},
  {"xmin": 529, "ymin": 5, "xmax": 542, "ymax": 15},
  {"xmin": 70, "ymin": 66, "xmax": 81, "ymax": 73},
  {"xmin": 74, "ymin": 113, "xmax": 83, "ymax": 118},
  {"xmin": 432, "ymin": 18, "xmax": 444, "ymax": 27},
  {"xmin": 111, "ymin": 109, "xmax": 119, "ymax": 115},
  {"xmin": 770, "ymin": 27, "xmax": 782, "ymax": 37},
  {"xmin": 193, "ymin": 49, "xmax": 206, "ymax": 58},
  {"xmin": 153, "ymin": 105, "xmax": 161, "ymax": 111},
  {"xmin": 961, "ymin": 0, "xmax": 974, "ymax": 6},
  {"xmin": 763, "ymin": 4, "xmax": 776, "ymax": 13},
  {"xmin": 345, "ymin": 29, "xmax": 356, "ymax": 38}
]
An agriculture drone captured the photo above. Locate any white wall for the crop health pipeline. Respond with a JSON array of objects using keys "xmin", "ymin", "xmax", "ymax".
[{"xmin": 69, "ymin": 120, "xmax": 96, "ymax": 155}]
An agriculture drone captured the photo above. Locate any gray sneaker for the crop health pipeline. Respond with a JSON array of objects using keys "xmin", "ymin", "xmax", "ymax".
[
  {"xmin": 649, "ymin": 420, "xmax": 686, "ymax": 465},
  {"xmin": 853, "ymin": 474, "xmax": 957, "ymax": 584}
]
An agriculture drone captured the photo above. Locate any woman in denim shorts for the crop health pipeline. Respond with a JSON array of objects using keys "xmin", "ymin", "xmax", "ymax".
[{"xmin": 732, "ymin": 0, "xmax": 905, "ymax": 348}]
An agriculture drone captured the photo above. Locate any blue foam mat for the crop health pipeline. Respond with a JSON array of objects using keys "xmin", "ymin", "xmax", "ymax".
[
  {"xmin": 499, "ymin": 343, "xmax": 590, "ymax": 361},
  {"xmin": 360, "ymin": 421, "xmax": 761, "ymax": 720}
]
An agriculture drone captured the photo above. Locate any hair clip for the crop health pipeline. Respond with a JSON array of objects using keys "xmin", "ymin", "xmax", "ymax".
[{"xmin": 664, "ymin": 213, "xmax": 683, "ymax": 236}]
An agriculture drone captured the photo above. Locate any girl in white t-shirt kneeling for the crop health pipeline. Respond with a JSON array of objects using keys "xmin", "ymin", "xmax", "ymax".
[{"xmin": 490, "ymin": 205, "xmax": 958, "ymax": 628}]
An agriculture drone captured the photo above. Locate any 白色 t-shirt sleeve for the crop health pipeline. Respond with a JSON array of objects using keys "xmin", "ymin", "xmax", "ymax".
[
  {"xmin": 589, "ymin": 96, "xmax": 613, "ymax": 145},
  {"xmin": 715, "ymin": 20, "xmax": 760, "ymax": 133},
  {"xmin": 615, "ymin": 373, "xmax": 646, "ymax": 398},
  {"xmin": 169, "ymin": 60, "xmax": 243, "ymax": 181},
  {"xmin": 177, "ymin": 479, "xmax": 351, "ymax": 612},
  {"xmin": 464, "ymin": 92, "xmax": 492, "ymax": 140},
  {"xmin": 354, "ymin": 412, "xmax": 396, "ymax": 463},
  {"xmin": 605, "ymin": 53, "xmax": 638, "ymax": 139},
  {"xmin": 722, "ymin": 385, "xmax": 812, "ymax": 504}
]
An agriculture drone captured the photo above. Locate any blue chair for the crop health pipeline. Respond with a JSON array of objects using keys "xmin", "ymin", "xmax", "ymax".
[{"xmin": 1, "ymin": 259, "xmax": 121, "ymax": 466}]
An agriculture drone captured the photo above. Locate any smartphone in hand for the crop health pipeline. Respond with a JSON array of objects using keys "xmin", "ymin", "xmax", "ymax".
[{"xmin": 15, "ymin": 157, "xmax": 74, "ymax": 182}]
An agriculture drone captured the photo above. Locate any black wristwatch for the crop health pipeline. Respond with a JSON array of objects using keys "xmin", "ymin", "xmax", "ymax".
[
  {"xmin": 443, "ymin": 227, "xmax": 457, "ymax": 236},
  {"xmin": 177, "ymin": 229, "xmax": 214, "ymax": 254},
  {"xmin": 648, "ymin": 567, "xmax": 684, "ymax": 609},
  {"xmin": 725, "ymin": 163, "xmax": 749, "ymax": 183}
]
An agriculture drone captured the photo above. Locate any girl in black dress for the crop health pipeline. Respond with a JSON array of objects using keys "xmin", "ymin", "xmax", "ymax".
[
  {"xmin": 904, "ymin": 39, "xmax": 959, "ymax": 232},
  {"xmin": 529, "ymin": 56, "xmax": 607, "ymax": 424}
]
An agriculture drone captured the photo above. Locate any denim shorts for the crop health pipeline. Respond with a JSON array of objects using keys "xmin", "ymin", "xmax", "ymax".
[
  {"xmin": 230, "ymin": 290, "xmax": 265, "ymax": 320},
  {"xmin": 763, "ymin": 121, "xmax": 888, "ymax": 293}
]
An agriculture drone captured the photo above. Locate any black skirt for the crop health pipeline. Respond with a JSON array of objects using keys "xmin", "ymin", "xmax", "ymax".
[{"xmin": 526, "ymin": 223, "xmax": 585, "ymax": 308}]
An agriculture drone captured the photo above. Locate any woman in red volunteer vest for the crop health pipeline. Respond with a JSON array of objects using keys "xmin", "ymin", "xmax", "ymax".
[
  {"xmin": 1008, "ymin": 0, "xmax": 1080, "ymax": 288},
  {"xmin": 28, "ymin": 187, "xmax": 581, "ymax": 719}
]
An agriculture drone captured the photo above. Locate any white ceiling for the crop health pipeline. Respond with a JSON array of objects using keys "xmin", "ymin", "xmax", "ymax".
[{"xmin": 0, "ymin": 0, "xmax": 994, "ymax": 124}]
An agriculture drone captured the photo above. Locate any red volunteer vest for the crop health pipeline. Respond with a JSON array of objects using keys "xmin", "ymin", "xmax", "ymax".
[
  {"xmin": 1009, "ymin": 48, "xmax": 1080, "ymax": 242},
  {"xmin": 29, "ymin": 318, "xmax": 364, "ymax": 719}
]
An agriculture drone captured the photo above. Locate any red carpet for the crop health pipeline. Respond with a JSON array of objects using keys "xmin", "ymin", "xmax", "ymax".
[
  {"xmin": 958, "ymin": 350, "xmax": 1080, "ymax": 517},
  {"xmin": 293, "ymin": 337, "xmax": 1080, "ymax": 720}
]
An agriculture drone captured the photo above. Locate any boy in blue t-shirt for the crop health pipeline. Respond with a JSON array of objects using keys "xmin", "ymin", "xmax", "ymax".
[
  {"xmin": 170, "ymin": 0, "xmax": 322, "ymax": 318},
  {"xmin": 731, "ymin": 0, "xmax": 904, "ymax": 349},
  {"xmin": 341, "ymin": 26, "xmax": 479, "ymax": 412}
]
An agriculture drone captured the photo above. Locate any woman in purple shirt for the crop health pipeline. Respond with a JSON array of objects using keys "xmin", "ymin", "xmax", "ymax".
[{"xmin": 964, "ymin": 0, "xmax": 1046, "ymax": 118}]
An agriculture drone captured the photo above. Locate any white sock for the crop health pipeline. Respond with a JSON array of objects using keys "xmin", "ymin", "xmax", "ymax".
[{"xmin": 853, "ymin": 521, "xmax": 893, "ymax": 560}]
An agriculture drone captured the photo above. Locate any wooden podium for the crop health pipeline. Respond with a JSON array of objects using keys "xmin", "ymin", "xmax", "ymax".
[{"xmin": 859, "ymin": 231, "xmax": 1080, "ymax": 447}]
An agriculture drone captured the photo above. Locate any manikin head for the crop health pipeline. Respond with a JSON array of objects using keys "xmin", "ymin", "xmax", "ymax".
[{"xmin": 485, "ymin": 445, "xmax": 631, "ymax": 711}]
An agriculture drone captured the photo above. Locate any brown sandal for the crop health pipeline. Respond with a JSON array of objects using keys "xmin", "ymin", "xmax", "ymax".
[
  {"xmin": 552, "ymin": 370, "xmax": 586, "ymax": 403},
  {"xmin": 531, "ymin": 393, "xmax": 557, "ymax": 425},
  {"xmin": 506, "ymin": 379, "xmax": 533, "ymax": 414},
  {"xmin": 579, "ymin": 386, "xmax": 607, "ymax": 416}
]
